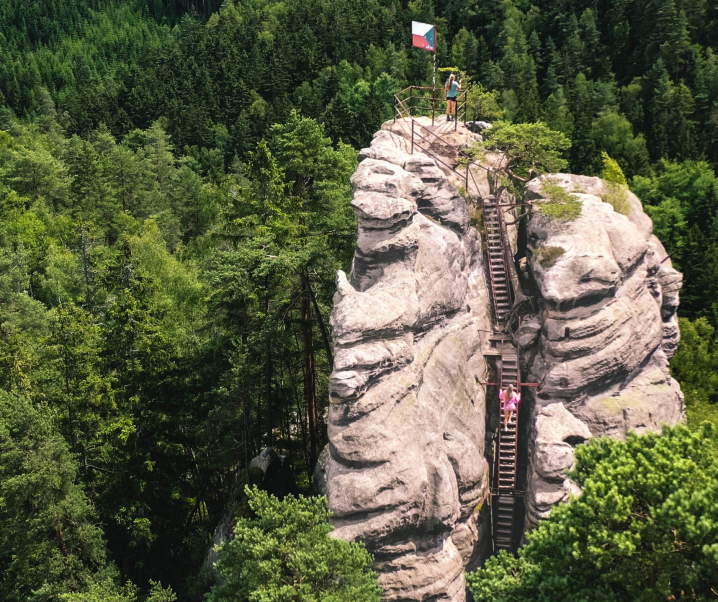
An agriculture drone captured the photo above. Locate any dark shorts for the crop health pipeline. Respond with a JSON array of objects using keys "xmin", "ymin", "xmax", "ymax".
[{"xmin": 446, "ymin": 96, "xmax": 457, "ymax": 102}]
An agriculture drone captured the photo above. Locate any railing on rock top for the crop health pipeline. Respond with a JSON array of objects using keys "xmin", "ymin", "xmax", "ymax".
[
  {"xmin": 393, "ymin": 85, "xmax": 468, "ymax": 130},
  {"xmin": 393, "ymin": 88, "xmax": 481, "ymax": 196}
]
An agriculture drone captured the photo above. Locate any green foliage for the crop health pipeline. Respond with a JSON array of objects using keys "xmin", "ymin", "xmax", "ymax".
[
  {"xmin": 207, "ymin": 487, "xmax": 381, "ymax": 602},
  {"xmin": 60, "ymin": 579, "xmax": 176, "ymax": 602},
  {"xmin": 469, "ymin": 207, "xmax": 484, "ymax": 230},
  {"xmin": 671, "ymin": 318, "xmax": 718, "ymax": 407},
  {"xmin": 538, "ymin": 180, "xmax": 583, "ymax": 221},
  {"xmin": 467, "ymin": 425, "xmax": 718, "ymax": 601},
  {"xmin": 464, "ymin": 79, "xmax": 503, "ymax": 122},
  {"xmin": 671, "ymin": 317, "xmax": 718, "ymax": 451},
  {"xmin": 600, "ymin": 153, "xmax": 632, "ymax": 215},
  {"xmin": 0, "ymin": 103, "xmax": 355, "ymax": 597},
  {"xmin": 0, "ymin": 392, "xmax": 116, "ymax": 601},
  {"xmin": 630, "ymin": 160, "xmax": 718, "ymax": 323},
  {"xmin": 591, "ymin": 113, "xmax": 650, "ymax": 178},
  {"xmin": 3, "ymin": 0, "xmax": 718, "ymax": 599},
  {"xmin": 600, "ymin": 152, "xmax": 627, "ymax": 186},
  {"xmin": 601, "ymin": 184, "xmax": 631, "ymax": 216},
  {"xmin": 479, "ymin": 121, "xmax": 571, "ymax": 181}
]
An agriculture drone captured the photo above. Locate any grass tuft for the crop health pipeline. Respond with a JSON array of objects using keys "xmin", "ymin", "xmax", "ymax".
[
  {"xmin": 602, "ymin": 182, "xmax": 631, "ymax": 216},
  {"xmin": 535, "ymin": 245, "xmax": 565, "ymax": 268},
  {"xmin": 470, "ymin": 207, "xmax": 484, "ymax": 230}
]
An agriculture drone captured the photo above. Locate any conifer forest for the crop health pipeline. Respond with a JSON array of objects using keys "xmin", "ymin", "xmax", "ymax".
[{"xmin": 1, "ymin": 1, "xmax": 718, "ymax": 600}]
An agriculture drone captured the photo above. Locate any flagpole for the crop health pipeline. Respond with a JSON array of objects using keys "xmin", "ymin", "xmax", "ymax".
[{"xmin": 432, "ymin": 31, "xmax": 437, "ymax": 126}]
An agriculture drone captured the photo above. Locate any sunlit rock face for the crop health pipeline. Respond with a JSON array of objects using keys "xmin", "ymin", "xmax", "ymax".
[
  {"xmin": 521, "ymin": 174, "xmax": 684, "ymax": 528},
  {"xmin": 316, "ymin": 122, "xmax": 493, "ymax": 602},
  {"xmin": 317, "ymin": 126, "xmax": 686, "ymax": 599}
]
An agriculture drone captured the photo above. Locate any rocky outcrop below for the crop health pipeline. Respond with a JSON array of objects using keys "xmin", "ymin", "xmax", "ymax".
[
  {"xmin": 202, "ymin": 447, "xmax": 298, "ymax": 583},
  {"xmin": 316, "ymin": 120, "xmax": 493, "ymax": 602},
  {"xmin": 521, "ymin": 175, "xmax": 684, "ymax": 528}
]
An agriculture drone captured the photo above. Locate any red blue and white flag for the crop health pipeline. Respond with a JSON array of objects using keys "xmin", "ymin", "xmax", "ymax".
[{"xmin": 412, "ymin": 21, "xmax": 436, "ymax": 52}]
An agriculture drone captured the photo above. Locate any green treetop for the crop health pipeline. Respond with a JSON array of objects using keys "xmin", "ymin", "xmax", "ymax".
[
  {"xmin": 207, "ymin": 487, "xmax": 381, "ymax": 602},
  {"xmin": 473, "ymin": 121, "xmax": 571, "ymax": 185},
  {"xmin": 467, "ymin": 424, "xmax": 718, "ymax": 602}
]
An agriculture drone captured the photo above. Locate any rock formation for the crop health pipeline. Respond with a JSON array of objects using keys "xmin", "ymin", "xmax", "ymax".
[
  {"xmin": 316, "ymin": 120, "xmax": 494, "ymax": 602},
  {"xmin": 319, "ymin": 119, "xmax": 685, "ymax": 600},
  {"xmin": 521, "ymin": 174, "xmax": 684, "ymax": 528}
]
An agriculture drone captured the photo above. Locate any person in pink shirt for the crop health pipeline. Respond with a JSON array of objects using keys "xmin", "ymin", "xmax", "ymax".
[{"xmin": 499, "ymin": 384, "xmax": 520, "ymax": 430}]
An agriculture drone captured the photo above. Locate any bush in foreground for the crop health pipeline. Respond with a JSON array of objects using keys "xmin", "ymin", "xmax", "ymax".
[
  {"xmin": 467, "ymin": 424, "xmax": 718, "ymax": 602},
  {"xmin": 207, "ymin": 487, "xmax": 381, "ymax": 602}
]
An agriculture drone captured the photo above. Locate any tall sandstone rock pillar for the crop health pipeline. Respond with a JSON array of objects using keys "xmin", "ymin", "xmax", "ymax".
[
  {"xmin": 315, "ymin": 126, "xmax": 494, "ymax": 602},
  {"xmin": 519, "ymin": 175, "xmax": 684, "ymax": 529},
  {"xmin": 318, "ymin": 121, "xmax": 686, "ymax": 601}
]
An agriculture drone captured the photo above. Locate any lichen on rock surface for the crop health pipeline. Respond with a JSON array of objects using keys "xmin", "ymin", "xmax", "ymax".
[
  {"xmin": 316, "ymin": 121, "xmax": 493, "ymax": 602},
  {"xmin": 522, "ymin": 174, "xmax": 684, "ymax": 528}
]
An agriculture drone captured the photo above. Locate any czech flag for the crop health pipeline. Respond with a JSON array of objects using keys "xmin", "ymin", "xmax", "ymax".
[{"xmin": 412, "ymin": 21, "xmax": 436, "ymax": 53}]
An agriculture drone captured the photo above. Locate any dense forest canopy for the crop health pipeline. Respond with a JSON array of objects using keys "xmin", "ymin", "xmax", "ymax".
[{"xmin": 1, "ymin": 0, "xmax": 718, "ymax": 600}]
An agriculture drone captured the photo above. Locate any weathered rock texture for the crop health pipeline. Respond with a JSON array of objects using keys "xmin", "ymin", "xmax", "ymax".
[
  {"xmin": 316, "ymin": 119, "xmax": 493, "ymax": 602},
  {"xmin": 521, "ymin": 175, "xmax": 684, "ymax": 528},
  {"xmin": 319, "ymin": 120, "xmax": 686, "ymax": 600}
]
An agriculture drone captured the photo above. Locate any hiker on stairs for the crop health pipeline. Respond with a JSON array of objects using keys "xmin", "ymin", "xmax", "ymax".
[{"xmin": 500, "ymin": 384, "xmax": 520, "ymax": 430}]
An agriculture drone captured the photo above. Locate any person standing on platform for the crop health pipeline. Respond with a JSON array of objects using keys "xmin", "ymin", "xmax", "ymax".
[{"xmin": 445, "ymin": 73, "xmax": 461, "ymax": 121}]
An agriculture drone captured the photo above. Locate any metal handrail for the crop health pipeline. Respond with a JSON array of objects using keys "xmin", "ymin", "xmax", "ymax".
[
  {"xmin": 497, "ymin": 195, "xmax": 516, "ymax": 311},
  {"xmin": 393, "ymin": 107, "xmax": 467, "ymax": 184},
  {"xmin": 394, "ymin": 85, "xmax": 468, "ymax": 127}
]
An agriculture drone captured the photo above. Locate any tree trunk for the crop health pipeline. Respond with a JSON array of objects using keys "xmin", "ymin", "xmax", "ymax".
[
  {"xmin": 265, "ymin": 295, "xmax": 274, "ymax": 449},
  {"xmin": 291, "ymin": 332, "xmax": 311, "ymax": 474},
  {"xmin": 307, "ymin": 279, "xmax": 334, "ymax": 371},
  {"xmin": 300, "ymin": 274, "xmax": 318, "ymax": 471}
]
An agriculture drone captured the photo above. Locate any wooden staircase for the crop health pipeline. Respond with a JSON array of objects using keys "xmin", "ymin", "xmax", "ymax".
[
  {"xmin": 483, "ymin": 197, "xmax": 512, "ymax": 322},
  {"xmin": 492, "ymin": 336, "xmax": 519, "ymax": 552}
]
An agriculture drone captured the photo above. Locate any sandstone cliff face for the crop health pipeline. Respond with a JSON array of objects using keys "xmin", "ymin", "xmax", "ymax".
[
  {"xmin": 319, "ymin": 120, "xmax": 686, "ymax": 601},
  {"xmin": 521, "ymin": 175, "xmax": 684, "ymax": 528},
  {"xmin": 316, "ymin": 122, "xmax": 494, "ymax": 602}
]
